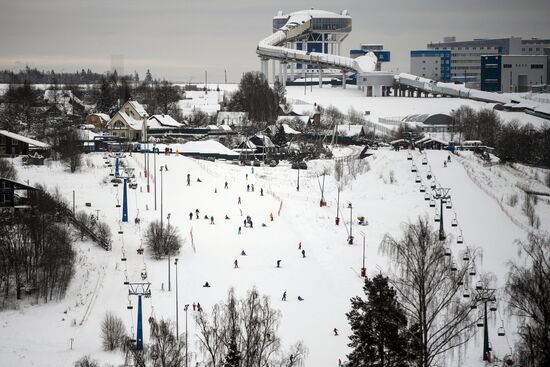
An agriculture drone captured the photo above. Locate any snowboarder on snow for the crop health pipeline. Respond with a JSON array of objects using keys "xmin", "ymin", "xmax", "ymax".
[
  {"xmin": 251, "ymin": 184, "xmax": 254, "ymax": 192},
  {"xmin": 298, "ymin": 296, "xmax": 304, "ymax": 301},
  {"xmin": 298, "ymin": 242, "xmax": 302, "ymax": 250},
  {"xmin": 187, "ymin": 174, "xmax": 191, "ymax": 186},
  {"xmin": 333, "ymin": 328, "xmax": 339, "ymax": 336},
  {"xmin": 225, "ymin": 215, "xmax": 230, "ymax": 220},
  {"xmin": 260, "ymin": 188, "xmax": 263, "ymax": 196},
  {"xmin": 195, "ymin": 209, "xmax": 199, "ymax": 219},
  {"xmin": 197, "ymin": 303, "xmax": 202, "ymax": 312},
  {"xmin": 270, "ymin": 213, "xmax": 273, "ymax": 221},
  {"xmin": 238, "ymin": 226, "xmax": 242, "ymax": 235},
  {"xmin": 238, "ymin": 196, "xmax": 241, "ymax": 205},
  {"xmin": 189, "ymin": 212, "xmax": 193, "ymax": 220},
  {"xmin": 240, "ymin": 250, "xmax": 247, "ymax": 256},
  {"xmin": 247, "ymin": 184, "xmax": 250, "ymax": 192},
  {"xmin": 444, "ymin": 161, "xmax": 447, "ymax": 167},
  {"xmin": 302, "ymin": 249, "xmax": 306, "ymax": 258},
  {"xmin": 192, "ymin": 303, "xmax": 196, "ymax": 311},
  {"xmin": 203, "ymin": 282, "xmax": 210, "ymax": 287},
  {"xmin": 234, "ymin": 259, "xmax": 239, "ymax": 268},
  {"xmin": 282, "ymin": 291, "xmax": 287, "ymax": 301},
  {"xmin": 210, "ymin": 216, "xmax": 214, "ymax": 224},
  {"xmin": 276, "ymin": 259, "xmax": 281, "ymax": 268}
]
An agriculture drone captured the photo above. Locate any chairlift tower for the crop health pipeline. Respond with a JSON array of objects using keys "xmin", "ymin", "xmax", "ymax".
[
  {"xmin": 475, "ymin": 287, "xmax": 497, "ymax": 362},
  {"xmin": 127, "ymin": 282, "xmax": 152, "ymax": 350},
  {"xmin": 432, "ymin": 187, "xmax": 450, "ymax": 241}
]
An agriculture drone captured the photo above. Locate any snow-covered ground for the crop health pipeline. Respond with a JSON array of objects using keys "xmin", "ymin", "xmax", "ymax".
[
  {"xmin": 1, "ymin": 143, "xmax": 548, "ymax": 366},
  {"xmin": 284, "ymin": 85, "xmax": 550, "ymax": 129}
]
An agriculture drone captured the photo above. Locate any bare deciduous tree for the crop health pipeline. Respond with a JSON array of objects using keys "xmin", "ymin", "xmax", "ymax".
[
  {"xmin": 381, "ymin": 217, "xmax": 482, "ymax": 367},
  {"xmin": 506, "ymin": 233, "xmax": 550, "ymax": 367},
  {"xmin": 144, "ymin": 221, "xmax": 182, "ymax": 260},
  {"xmin": 195, "ymin": 287, "xmax": 307, "ymax": 367},
  {"xmin": 101, "ymin": 312, "xmax": 127, "ymax": 351}
]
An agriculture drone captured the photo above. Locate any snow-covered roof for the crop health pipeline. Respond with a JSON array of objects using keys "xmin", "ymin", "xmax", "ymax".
[
  {"xmin": 109, "ymin": 111, "xmax": 143, "ymax": 130},
  {"xmin": 0, "ymin": 130, "xmax": 50, "ymax": 148},
  {"xmin": 128, "ymin": 101, "xmax": 148, "ymax": 116},
  {"xmin": 90, "ymin": 113, "xmax": 110, "ymax": 122},
  {"xmin": 180, "ymin": 140, "xmax": 238, "ymax": 156},
  {"xmin": 389, "ymin": 139, "xmax": 408, "ymax": 145},
  {"xmin": 421, "ymin": 137, "xmax": 449, "ymax": 146},
  {"xmin": 148, "ymin": 114, "xmax": 184, "ymax": 129},
  {"xmin": 336, "ymin": 124, "xmax": 364, "ymax": 137},
  {"xmin": 276, "ymin": 9, "xmax": 351, "ymax": 19},
  {"xmin": 276, "ymin": 115, "xmax": 310, "ymax": 125}
]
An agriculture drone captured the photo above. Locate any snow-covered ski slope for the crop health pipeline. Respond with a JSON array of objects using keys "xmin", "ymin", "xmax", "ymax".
[
  {"xmin": 257, "ymin": 10, "xmax": 376, "ymax": 73},
  {"xmin": 1, "ymin": 148, "xmax": 548, "ymax": 366}
]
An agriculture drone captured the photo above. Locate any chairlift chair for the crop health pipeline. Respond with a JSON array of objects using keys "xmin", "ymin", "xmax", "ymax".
[
  {"xmin": 127, "ymin": 300, "xmax": 133, "ymax": 310},
  {"xmin": 124, "ymin": 280, "xmax": 130, "ymax": 285},
  {"xmin": 407, "ymin": 153, "xmax": 412, "ymax": 161},
  {"xmin": 451, "ymin": 218, "xmax": 458, "ymax": 227},
  {"xmin": 446, "ymin": 199, "xmax": 453, "ymax": 209},
  {"xmin": 463, "ymin": 250, "xmax": 470, "ymax": 261},
  {"xmin": 429, "ymin": 199, "xmax": 436, "ymax": 207},
  {"xmin": 470, "ymin": 303, "xmax": 478, "ymax": 310},
  {"xmin": 457, "ymin": 231, "xmax": 464, "ymax": 244},
  {"xmin": 420, "ymin": 184, "xmax": 426, "ymax": 193},
  {"xmin": 113, "ymin": 183, "xmax": 119, "ymax": 188},
  {"xmin": 469, "ymin": 267, "xmax": 477, "ymax": 276},
  {"xmin": 463, "ymin": 288, "xmax": 471, "ymax": 298},
  {"xmin": 497, "ymin": 321, "xmax": 506, "ymax": 336},
  {"xmin": 121, "ymin": 257, "xmax": 127, "ymax": 262},
  {"xmin": 457, "ymin": 278, "xmax": 464, "ymax": 286},
  {"xmin": 137, "ymin": 248, "xmax": 144, "ymax": 255},
  {"xmin": 477, "ymin": 319, "xmax": 484, "ymax": 327},
  {"xmin": 450, "ymin": 262, "xmax": 458, "ymax": 271},
  {"xmin": 444, "ymin": 247, "xmax": 452, "ymax": 256},
  {"xmin": 490, "ymin": 301, "xmax": 497, "ymax": 312},
  {"xmin": 424, "ymin": 192, "xmax": 430, "ymax": 200},
  {"xmin": 434, "ymin": 212, "xmax": 440, "ymax": 222},
  {"xmin": 415, "ymin": 175, "xmax": 421, "ymax": 183},
  {"xmin": 411, "ymin": 165, "xmax": 417, "ymax": 173},
  {"xmin": 422, "ymin": 157, "xmax": 427, "ymax": 165},
  {"xmin": 475, "ymin": 280, "xmax": 483, "ymax": 290},
  {"xmin": 430, "ymin": 181, "xmax": 437, "ymax": 190},
  {"xmin": 141, "ymin": 270, "xmax": 147, "ymax": 280}
]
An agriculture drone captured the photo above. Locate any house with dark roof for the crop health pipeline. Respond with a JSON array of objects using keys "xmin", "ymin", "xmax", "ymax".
[{"xmin": 0, "ymin": 130, "xmax": 51, "ymax": 157}]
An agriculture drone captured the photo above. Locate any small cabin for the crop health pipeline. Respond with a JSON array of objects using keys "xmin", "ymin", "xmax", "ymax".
[{"xmin": 0, "ymin": 177, "xmax": 38, "ymax": 212}]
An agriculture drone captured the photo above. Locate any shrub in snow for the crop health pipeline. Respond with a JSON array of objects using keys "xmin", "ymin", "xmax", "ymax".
[
  {"xmin": 522, "ymin": 194, "xmax": 540, "ymax": 228},
  {"xmin": 101, "ymin": 312, "xmax": 126, "ymax": 351},
  {"xmin": 74, "ymin": 355, "xmax": 99, "ymax": 367},
  {"xmin": 95, "ymin": 221, "xmax": 112, "ymax": 250},
  {"xmin": 145, "ymin": 221, "xmax": 182, "ymax": 259},
  {"xmin": 507, "ymin": 193, "xmax": 518, "ymax": 207},
  {"xmin": 389, "ymin": 170, "xmax": 396, "ymax": 184}
]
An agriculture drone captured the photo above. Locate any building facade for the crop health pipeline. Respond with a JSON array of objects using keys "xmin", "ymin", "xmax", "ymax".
[
  {"xmin": 410, "ymin": 50, "xmax": 451, "ymax": 81},
  {"xmin": 480, "ymin": 55, "xmax": 548, "ymax": 92},
  {"xmin": 420, "ymin": 36, "xmax": 550, "ymax": 88}
]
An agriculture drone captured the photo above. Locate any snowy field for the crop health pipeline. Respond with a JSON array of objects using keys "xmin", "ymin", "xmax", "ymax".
[
  {"xmin": 1, "ymin": 145, "xmax": 548, "ymax": 366},
  {"xmin": 284, "ymin": 85, "xmax": 550, "ymax": 128}
]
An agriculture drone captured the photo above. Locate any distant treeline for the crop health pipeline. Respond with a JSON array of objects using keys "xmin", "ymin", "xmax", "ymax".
[{"xmin": 0, "ymin": 66, "xmax": 105, "ymax": 85}]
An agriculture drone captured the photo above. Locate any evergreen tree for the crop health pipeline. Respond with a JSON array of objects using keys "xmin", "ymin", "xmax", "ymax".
[
  {"xmin": 228, "ymin": 71, "xmax": 278, "ymax": 123},
  {"xmin": 346, "ymin": 274, "xmax": 412, "ymax": 367},
  {"xmin": 272, "ymin": 125, "xmax": 287, "ymax": 146},
  {"xmin": 144, "ymin": 69, "xmax": 153, "ymax": 86}
]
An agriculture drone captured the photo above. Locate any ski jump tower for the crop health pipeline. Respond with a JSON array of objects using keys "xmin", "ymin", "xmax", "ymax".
[{"xmin": 257, "ymin": 9, "xmax": 377, "ymax": 87}]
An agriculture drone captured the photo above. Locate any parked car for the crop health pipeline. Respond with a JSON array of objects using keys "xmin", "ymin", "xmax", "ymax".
[
  {"xmin": 268, "ymin": 160, "xmax": 278, "ymax": 167},
  {"xmin": 253, "ymin": 160, "xmax": 261, "ymax": 167}
]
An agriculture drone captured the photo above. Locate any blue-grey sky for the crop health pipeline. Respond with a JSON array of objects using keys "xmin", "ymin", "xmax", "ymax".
[{"xmin": 0, "ymin": 0, "xmax": 549, "ymax": 82}]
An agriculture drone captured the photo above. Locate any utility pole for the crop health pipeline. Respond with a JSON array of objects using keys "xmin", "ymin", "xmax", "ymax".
[
  {"xmin": 224, "ymin": 69, "xmax": 227, "ymax": 84},
  {"xmin": 335, "ymin": 186, "xmax": 340, "ymax": 225},
  {"xmin": 154, "ymin": 144, "xmax": 157, "ymax": 210},
  {"xmin": 361, "ymin": 232, "xmax": 366, "ymax": 277},
  {"xmin": 349, "ymin": 202, "xmax": 353, "ymax": 244},
  {"xmin": 184, "ymin": 304, "xmax": 189, "ymax": 367},
  {"xmin": 296, "ymin": 166, "xmax": 300, "ymax": 192},
  {"xmin": 174, "ymin": 258, "xmax": 179, "ymax": 339},
  {"xmin": 72, "ymin": 190, "xmax": 75, "ymax": 213}
]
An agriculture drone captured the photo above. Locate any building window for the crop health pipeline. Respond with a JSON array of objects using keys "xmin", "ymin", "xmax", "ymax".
[{"xmin": 531, "ymin": 64, "xmax": 544, "ymax": 69}]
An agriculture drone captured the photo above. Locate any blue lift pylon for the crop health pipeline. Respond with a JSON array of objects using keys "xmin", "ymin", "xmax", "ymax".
[
  {"xmin": 136, "ymin": 295, "xmax": 143, "ymax": 350},
  {"xmin": 122, "ymin": 178, "xmax": 128, "ymax": 222},
  {"xmin": 128, "ymin": 282, "xmax": 151, "ymax": 351},
  {"xmin": 115, "ymin": 158, "xmax": 120, "ymax": 177}
]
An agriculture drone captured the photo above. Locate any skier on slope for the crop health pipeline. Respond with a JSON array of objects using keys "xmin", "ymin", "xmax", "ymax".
[
  {"xmin": 276, "ymin": 259, "xmax": 281, "ymax": 268},
  {"xmin": 187, "ymin": 174, "xmax": 191, "ymax": 186},
  {"xmin": 189, "ymin": 212, "xmax": 193, "ymax": 220},
  {"xmin": 282, "ymin": 291, "xmax": 287, "ymax": 301},
  {"xmin": 234, "ymin": 259, "xmax": 239, "ymax": 268},
  {"xmin": 302, "ymin": 249, "xmax": 306, "ymax": 258},
  {"xmin": 224, "ymin": 181, "xmax": 228, "ymax": 189},
  {"xmin": 333, "ymin": 328, "xmax": 339, "ymax": 336}
]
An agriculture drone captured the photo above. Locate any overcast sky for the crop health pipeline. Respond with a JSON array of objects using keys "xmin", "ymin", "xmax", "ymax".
[{"xmin": 1, "ymin": 0, "xmax": 549, "ymax": 83}]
